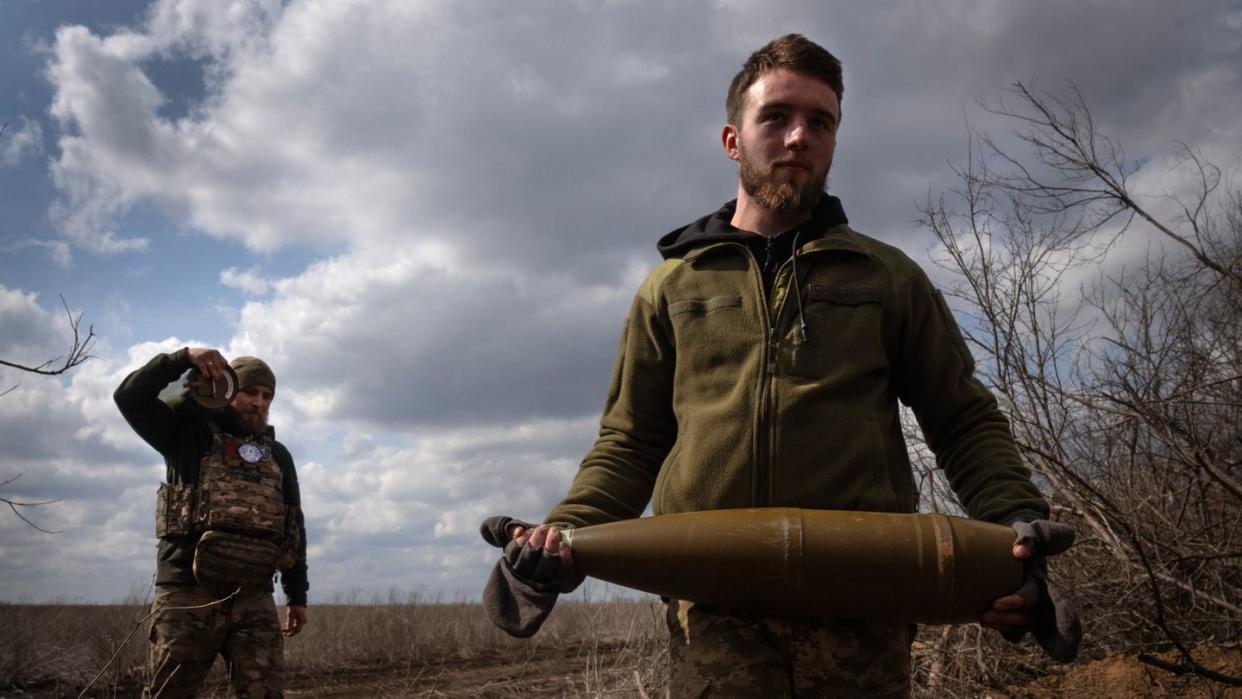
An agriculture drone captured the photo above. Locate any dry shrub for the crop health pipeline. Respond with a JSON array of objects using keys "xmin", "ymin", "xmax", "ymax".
[{"xmin": 916, "ymin": 81, "xmax": 1242, "ymax": 692}]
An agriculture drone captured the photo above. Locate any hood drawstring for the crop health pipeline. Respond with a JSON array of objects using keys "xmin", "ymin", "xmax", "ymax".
[{"xmin": 791, "ymin": 229, "xmax": 808, "ymax": 343}]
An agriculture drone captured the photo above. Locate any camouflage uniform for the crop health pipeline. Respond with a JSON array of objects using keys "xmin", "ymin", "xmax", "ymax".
[
  {"xmin": 666, "ymin": 600, "xmax": 911, "ymax": 698},
  {"xmin": 145, "ymin": 585, "xmax": 283, "ymax": 699}
]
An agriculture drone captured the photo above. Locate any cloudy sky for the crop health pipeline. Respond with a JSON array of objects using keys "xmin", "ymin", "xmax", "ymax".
[{"xmin": 2, "ymin": 0, "xmax": 1239, "ymax": 604}]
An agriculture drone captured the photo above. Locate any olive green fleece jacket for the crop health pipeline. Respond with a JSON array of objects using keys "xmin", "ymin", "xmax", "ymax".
[
  {"xmin": 547, "ymin": 201, "xmax": 1048, "ymax": 528},
  {"xmin": 114, "ymin": 348, "xmax": 309, "ymax": 606}
]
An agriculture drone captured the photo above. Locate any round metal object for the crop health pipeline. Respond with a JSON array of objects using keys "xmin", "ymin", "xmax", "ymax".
[{"xmin": 184, "ymin": 365, "xmax": 239, "ymax": 409}]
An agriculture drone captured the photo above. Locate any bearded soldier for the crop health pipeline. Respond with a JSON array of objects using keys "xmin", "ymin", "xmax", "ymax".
[
  {"xmin": 115, "ymin": 347, "xmax": 308, "ymax": 698},
  {"xmin": 491, "ymin": 34, "xmax": 1076, "ymax": 697}
]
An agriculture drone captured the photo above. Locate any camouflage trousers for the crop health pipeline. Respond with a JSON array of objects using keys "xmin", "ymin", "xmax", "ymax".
[
  {"xmin": 665, "ymin": 600, "xmax": 912, "ymax": 698},
  {"xmin": 144, "ymin": 584, "xmax": 283, "ymax": 698}
]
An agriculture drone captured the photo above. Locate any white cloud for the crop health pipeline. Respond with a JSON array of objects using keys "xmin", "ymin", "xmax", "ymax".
[
  {"xmin": 0, "ymin": 328, "xmax": 604, "ymax": 600},
  {"xmin": 296, "ymin": 415, "xmax": 594, "ymax": 595},
  {"xmin": 0, "ymin": 286, "xmax": 60, "ymax": 362},
  {"xmin": 219, "ymin": 266, "xmax": 273, "ymax": 295},
  {"xmin": 42, "ymin": 0, "xmax": 735, "ymax": 267},
  {"xmin": 37, "ymin": 0, "xmax": 1242, "ymax": 265},
  {"xmin": 139, "ymin": 0, "xmax": 282, "ymax": 60},
  {"xmin": 8, "ymin": 0, "xmax": 1240, "ymax": 603},
  {"xmin": 0, "ymin": 275, "xmax": 612, "ymax": 600},
  {"xmin": 222, "ymin": 241, "xmax": 636, "ymax": 430},
  {"xmin": 1, "ymin": 116, "xmax": 43, "ymax": 166}
]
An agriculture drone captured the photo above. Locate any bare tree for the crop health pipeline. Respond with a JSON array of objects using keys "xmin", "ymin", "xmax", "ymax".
[
  {"xmin": 0, "ymin": 295, "xmax": 95, "ymax": 533},
  {"xmin": 3, "ymin": 119, "xmax": 103, "ymax": 536},
  {"xmin": 913, "ymin": 82, "xmax": 1241, "ymax": 690}
]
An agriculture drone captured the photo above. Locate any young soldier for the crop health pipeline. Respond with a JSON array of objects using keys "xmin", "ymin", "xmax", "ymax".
[
  {"xmin": 116, "ymin": 348, "xmax": 308, "ymax": 697},
  {"xmin": 505, "ymin": 35, "xmax": 1072, "ymax": 696}
]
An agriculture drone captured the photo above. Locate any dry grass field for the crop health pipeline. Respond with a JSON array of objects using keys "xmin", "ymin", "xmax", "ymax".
[
  {"xmin": 0, "ymin": 594, "xmax": 669, "ymax": 698},
  {"xmin": 3, "ymin": 593, "xmax": 1240, "ymax": 698}
]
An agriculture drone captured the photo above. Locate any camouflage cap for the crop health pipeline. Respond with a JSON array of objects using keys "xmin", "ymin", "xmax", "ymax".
[{"xmin": 229, "ymin": 356, "xmax": 276, "ymax": 391}]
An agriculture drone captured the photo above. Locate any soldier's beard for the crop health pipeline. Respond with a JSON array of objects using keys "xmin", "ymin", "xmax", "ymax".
[
  {"xmin": 738, "ymin": 143, "xmax": 828, "ymax": 216},
  {"xmin": 233, "ymin": 409, "xmax": 268, "ymax": 436}
]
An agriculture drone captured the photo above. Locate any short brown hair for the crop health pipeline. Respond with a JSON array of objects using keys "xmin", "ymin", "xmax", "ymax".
[{"xmin": 726, "ymin": 34, "xmax": 843, "ymax": 125}]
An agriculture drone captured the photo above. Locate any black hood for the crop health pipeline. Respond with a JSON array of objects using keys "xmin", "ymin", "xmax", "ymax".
[{"xmin": 657, "ymin": 194, "xmax": 849, "ymax": 260}]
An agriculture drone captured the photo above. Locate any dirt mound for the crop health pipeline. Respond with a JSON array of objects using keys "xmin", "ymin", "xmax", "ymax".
[{"xmin": 1005, "ymin": 645, "xmax": 1242, "ymax": 698}]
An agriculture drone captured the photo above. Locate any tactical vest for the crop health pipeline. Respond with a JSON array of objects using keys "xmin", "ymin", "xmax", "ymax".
[{"xmin": 155, "ymin": 421, "xmax": 302, "ymax": 594}]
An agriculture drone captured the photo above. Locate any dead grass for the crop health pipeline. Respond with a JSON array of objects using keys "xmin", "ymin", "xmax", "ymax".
[
  {"xmin": 281, "ymin": 592, "xmax": 668, "ymax": 697},
  {"xmin": 0, "ymin": 593, "xmax": 668, "ymax": 698},
  {"xmin": 0, "ymin": 603, "xmax": 150, "ymax": 696},
  {"xmin": 4, "ymin": 595, "xmax": 1237, "ymax": 697}
]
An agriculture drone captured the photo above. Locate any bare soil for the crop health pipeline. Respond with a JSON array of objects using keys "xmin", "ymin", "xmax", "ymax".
[{"xmin": 1001, "ymin": 645, "xmax": 1242, "ymax": 699}]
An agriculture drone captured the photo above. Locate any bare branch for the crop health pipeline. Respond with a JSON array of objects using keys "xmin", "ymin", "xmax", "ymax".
[
  {"xmin": 1137, "ymin": 654, "xmax": 1242, "ymax": 687},
  {"xmin": 0, "ymin": 295, "xmax": 97, "ymax": 376},
  {"xmin": 0, "ymin": 473, "xmax": 62, "ymax": 534}
]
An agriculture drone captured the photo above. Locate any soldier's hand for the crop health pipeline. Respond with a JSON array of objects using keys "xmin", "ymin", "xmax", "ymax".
[
  {"xmin": 187, "ymin": 347, "xmax": 230, "ymax": 382},
  {"xmin": 980, "ymin": 540, "xmax": 1034, "ymax": 633},
  {"xmin": 510, "ymin": 523, "xmax": 579, "ymax": 591},
  {"xmin": 283, "ymin": 605, "xmax": 308, "ymax": 637},
  {"xmin": 986, "ymin": 519, "xmax": 1081, "ymax": 662}
]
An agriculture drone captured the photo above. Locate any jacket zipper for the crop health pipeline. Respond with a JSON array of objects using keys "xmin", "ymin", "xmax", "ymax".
[
  {"xmin": 753, "ymin": 244, "xmax": 797, "ymax": 508},
  {"xmin": 760, "ymin": 252, "xmax": 810, "ymax": 506},
  {"xmin": 729, "ymin": 242, "xmax": 774, "ymax": 507}
]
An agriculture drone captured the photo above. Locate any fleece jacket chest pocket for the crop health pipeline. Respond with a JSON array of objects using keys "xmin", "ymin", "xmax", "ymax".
[
  {"xmin": 668, "ymin": 294, "xmax": 746, "ymax": 376},
  {"xmin": 786, "ymin": 284, "xmax": 889, "ymax": 379},
  {"xmin": 668, "ymin": 295, "xmax": 743, "ymax": 316}
]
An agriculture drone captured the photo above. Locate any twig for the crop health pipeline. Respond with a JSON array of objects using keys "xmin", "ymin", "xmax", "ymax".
[
  {"xmin": 4, "ymin": 498, "xmax": 63, "ymax": 534},
  {"xmin": 1137, "ymin": 653, "xmax": 1242, "ymax": 687},
  {"xmin": 635, "ymin": 669, "xmax": 651, "ymax": 699},
  {"xmin": 0, "ymin": 295, "xmax": 97, "ymax": 375},
  {"xmin": 152, "ymin": 664, "xmax": 180, "ymax": 699},
  {"xmin": 0, "ymin": 473, "xmax": 62, "ymax": 534}
]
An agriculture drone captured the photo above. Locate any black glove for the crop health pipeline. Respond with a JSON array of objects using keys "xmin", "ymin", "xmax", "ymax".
[
  {"xmin": 479, "ymin": 515, "xmax": 561, "ymax": 638},
  {"xmin": 1002, "ymin": 519, "xmax": 1082, "ymax": 662}
]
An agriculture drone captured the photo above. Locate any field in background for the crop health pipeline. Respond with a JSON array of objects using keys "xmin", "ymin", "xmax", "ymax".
[
  {"xmin": 2, "ymin": 595, "xmax": 1239, "ymax": 697},
  {"xmin": 0, "ymin": 594, "xmax": 667, "ymax": 698}
]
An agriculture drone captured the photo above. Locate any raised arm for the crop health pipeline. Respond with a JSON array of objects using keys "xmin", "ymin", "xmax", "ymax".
[
  {"xmin": 114, "ymin": 348, "xmax": 192, "ymax": 455},
  {"xmin": 114, "ymin": 347, "xmax": 231, "ymax": 455}
]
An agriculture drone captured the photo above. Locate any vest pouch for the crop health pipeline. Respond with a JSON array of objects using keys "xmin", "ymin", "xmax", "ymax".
[
  {"xmin": 197, "ymin": 473, "xmax": 287, "ymax": 537},
  {"xmin": 155, "ymin": 483, "xmax": 196, "ymax": 538},
  {"xmin": 193, "ymin": 530, "xmax": 281, "ymax": 595}
]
